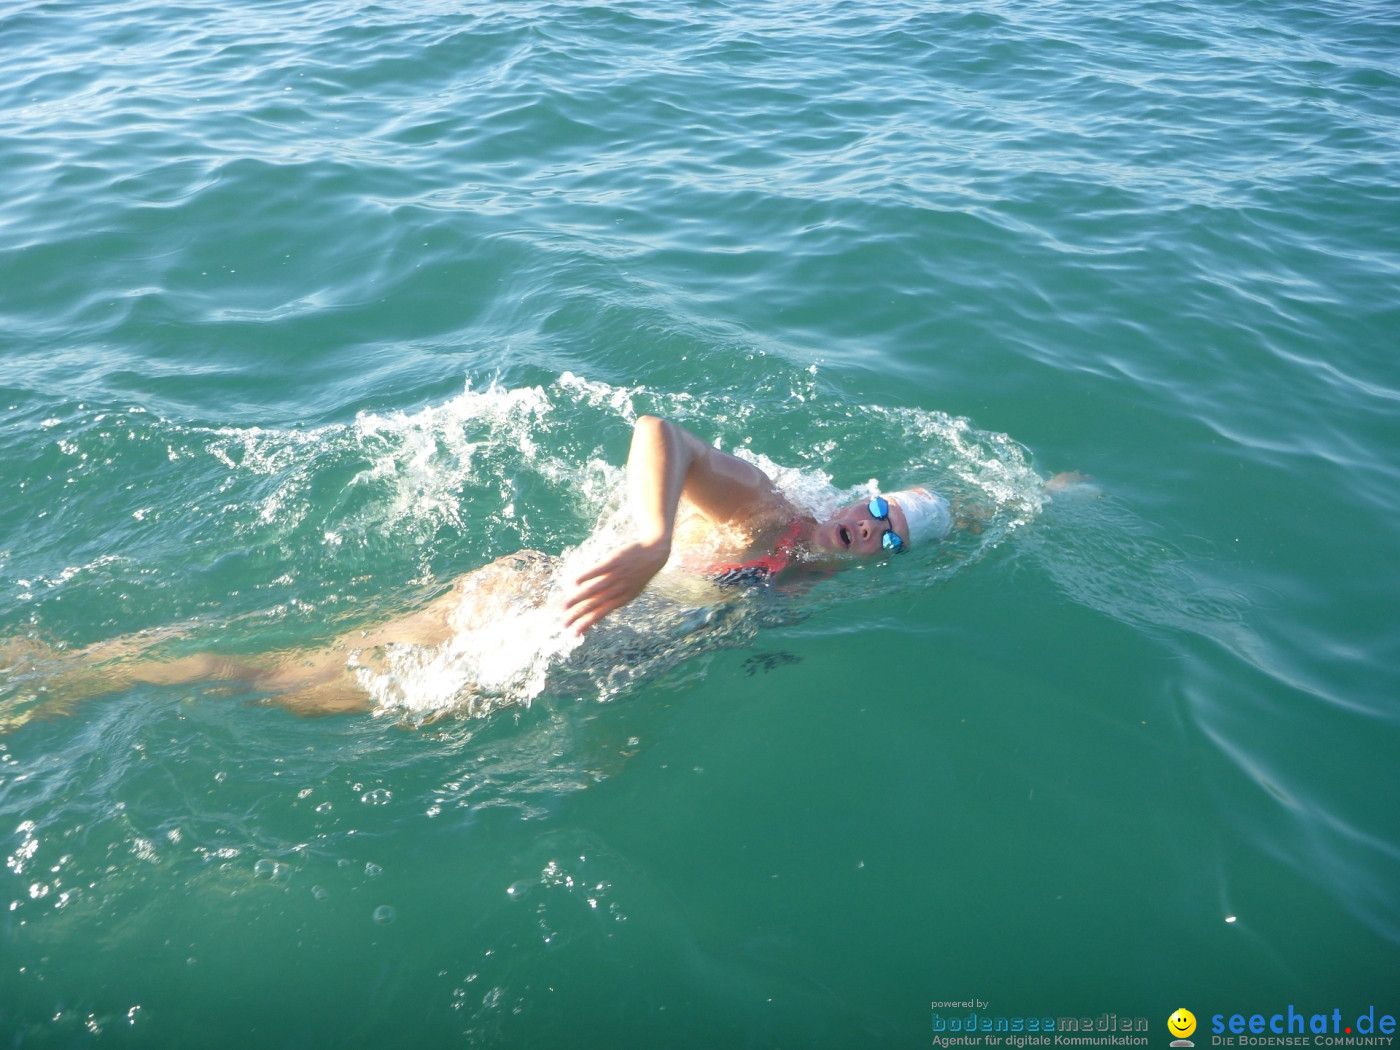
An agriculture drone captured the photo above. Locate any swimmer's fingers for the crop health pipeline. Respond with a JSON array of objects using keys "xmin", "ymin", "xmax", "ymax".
[
  {"xmin": 563, "ymin": 569, "xmax": 624, "ymax": 621},
  {"xmin": 563, "ymin": 576, "xmax": 634, "ymax": 635},
  {"xmin": 563, "ymin": 540, "xmax": 670, "ymax": 634},
  {"xmin": 570, "ymin": 551, "xmax": 625, "ymax": 587},
  {"xmin": 563, "ymin": 593, "xmax": 621, "ymax": 635}
]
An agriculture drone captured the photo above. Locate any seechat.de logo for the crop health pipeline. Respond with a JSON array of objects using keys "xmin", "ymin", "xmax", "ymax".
[{"xmin": 1170, "ymin": 1009, "xmax": 1198, "ymax": 1048}]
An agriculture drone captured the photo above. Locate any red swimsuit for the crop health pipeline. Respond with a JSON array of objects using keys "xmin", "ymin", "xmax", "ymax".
[{"xmin": 707, "ymin": 520, "xmax": 806, "ymax": 587}]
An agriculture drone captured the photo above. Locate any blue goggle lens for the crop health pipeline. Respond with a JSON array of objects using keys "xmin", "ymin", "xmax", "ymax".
[{"xmin": 868, "ymin": 497, "xmax": 904, "ymax": 553}]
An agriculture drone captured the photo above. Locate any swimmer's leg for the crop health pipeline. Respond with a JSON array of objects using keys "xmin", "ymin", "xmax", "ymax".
[
  {"xmin": 1, "ymin": 549, "xmax": 558, "ymax": 730},
  {"xmin": 111, "ymin": 646, "xmax": 375, "ymax": 716},
  {"xmin": 247, "ymin": 646, "xmax": 374, "ymax": 716},
  {"xmin": 0, "ymin": 638, "xmax": 372, "ymax": 731},
  {"xmin": 0, "ymin": 635, "xmax": 142, "ymax": 731}
]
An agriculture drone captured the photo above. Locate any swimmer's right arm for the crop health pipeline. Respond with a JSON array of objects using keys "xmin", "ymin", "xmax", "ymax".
[{"xmin": 563, "ymin": 416, "xmax": 787, "ymax": 633}]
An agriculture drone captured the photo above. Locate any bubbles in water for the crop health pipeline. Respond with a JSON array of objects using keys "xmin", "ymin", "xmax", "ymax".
[
  {"xmin": 360, "ymin": 788, "xmax": 391, "ymax": 805},
  {"xmin": 311, "ymin": 885, "xmax": 328, "ymax": 901},
  {"xmin": 364, "ymin": 862, "xmax": 382, "ymax": 878},
  {"xmin": 372, "ymin": 905, "xmax": 395, "ymax": 924},
  {"xmin": 252, "ymin": 858, "xmax": 290, "ymax": 882},
  {"xmin": 505, "ymin": 880, "xmax": 532, "ymax": 900}
]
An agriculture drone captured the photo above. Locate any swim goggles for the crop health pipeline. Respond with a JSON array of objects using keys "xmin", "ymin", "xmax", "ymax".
[{"xmin": 868, "ymin": 497, "xmax": 905, "ymax": 553}]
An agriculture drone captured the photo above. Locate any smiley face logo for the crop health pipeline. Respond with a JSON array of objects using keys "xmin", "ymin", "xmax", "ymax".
[{"xmin": 1169, "ymin": 1010, "xmax": 1197, "ymax": 1040}]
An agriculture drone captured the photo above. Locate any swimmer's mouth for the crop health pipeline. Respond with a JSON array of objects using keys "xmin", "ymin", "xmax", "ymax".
[{"xmin": 837, "ymin": 525, "xmax": 852, "ymax": 548}]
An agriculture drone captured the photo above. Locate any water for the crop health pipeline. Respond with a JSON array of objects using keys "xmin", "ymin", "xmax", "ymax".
[{"xmin": 2, "ymin": 0, "xmax": 1398, "ymax": 1044}]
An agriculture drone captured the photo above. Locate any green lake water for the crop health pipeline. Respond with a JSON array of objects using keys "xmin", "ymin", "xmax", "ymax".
[{"xmin": 2, "ymin": 0, "xmax": 1398, "ymax": 1045}]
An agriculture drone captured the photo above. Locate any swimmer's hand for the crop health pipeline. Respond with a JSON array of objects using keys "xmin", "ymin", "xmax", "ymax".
[{"xmin": 563, "ymin": 539, "xmax": 672, "ymax": 635}]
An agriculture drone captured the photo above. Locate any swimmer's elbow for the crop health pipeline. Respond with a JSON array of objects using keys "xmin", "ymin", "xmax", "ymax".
[{"xmin": 634, "ymin": 414, "xmax": 705, "ymax": 466}]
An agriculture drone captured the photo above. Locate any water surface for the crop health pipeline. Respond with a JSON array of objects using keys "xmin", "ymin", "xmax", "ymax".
[{"xmin": 2, "ymin": 0, "xmax": 1398, "ymax": 1044}]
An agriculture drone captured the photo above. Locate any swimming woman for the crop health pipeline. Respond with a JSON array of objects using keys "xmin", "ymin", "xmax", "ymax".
[{"xmin": 1, "ymin": 415, "xmax": 995, "ymax": 725}]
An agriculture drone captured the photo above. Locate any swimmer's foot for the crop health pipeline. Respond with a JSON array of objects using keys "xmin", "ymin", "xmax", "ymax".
[
  {"xmin": 0, "ymin": 701, "xmax": 35, "ymax": 734},
  {"xmin": 1043, "ymin": 472, "xmax": 1099, "ymax": 497},
  {"xmin": 0, "ymin": 636, "xmax": 56, "ymax": 675},
  {"xmin": 952, "ymin": 498, "xmax": 992, "ymax": 534}
]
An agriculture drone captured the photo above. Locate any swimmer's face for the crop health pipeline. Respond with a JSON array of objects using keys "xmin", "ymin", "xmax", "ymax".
[{"xmin": 810, "ymin": 498, "xmax": 910, "ymax": 557}]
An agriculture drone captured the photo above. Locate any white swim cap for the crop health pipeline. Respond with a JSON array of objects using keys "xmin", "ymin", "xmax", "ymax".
[{"xmin": 887, "ymin": 487, "xmax": 952, "ymax": 546}]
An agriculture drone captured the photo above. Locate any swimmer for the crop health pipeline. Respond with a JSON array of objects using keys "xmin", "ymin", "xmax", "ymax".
[
  {"xmin": 1, "ymin": 415, "xmax": 1037, "ymax": 727},
  {"xmin": 560, "ymin": 415, "xmax": 957, "ymax": 632}
]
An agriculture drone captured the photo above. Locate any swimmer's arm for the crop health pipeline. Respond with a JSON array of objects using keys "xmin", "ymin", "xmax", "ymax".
[
  {"xmin": 632, "ymin": 415, "xmax": 787, "ymax": 535},
  {"xmin": 564, "ymin": 416, "xmax": 787, "ymax": 633}
]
